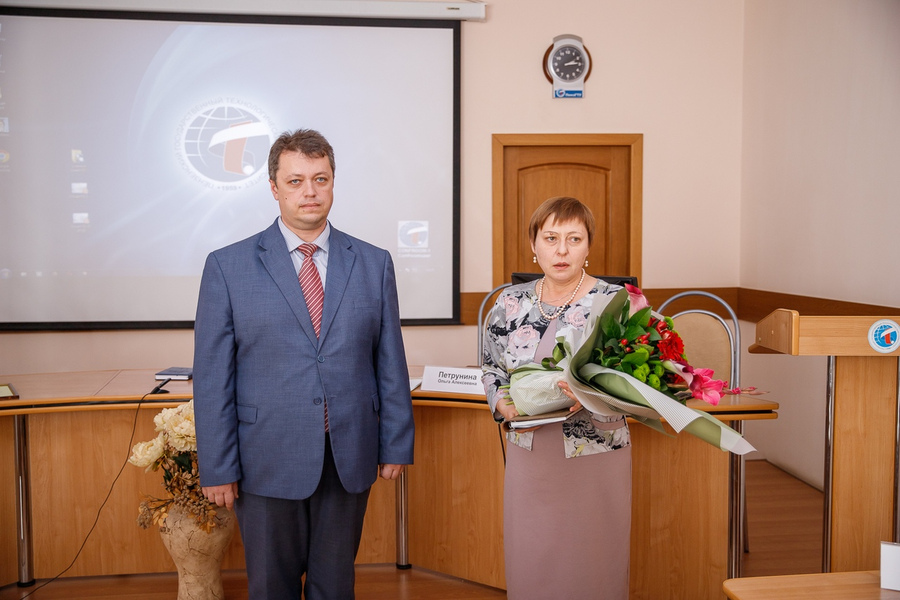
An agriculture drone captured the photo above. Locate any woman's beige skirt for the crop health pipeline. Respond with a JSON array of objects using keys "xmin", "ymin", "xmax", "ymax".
[{"xmin": 503, "ymin": 421, "xmax": 632, "ymax": 600}]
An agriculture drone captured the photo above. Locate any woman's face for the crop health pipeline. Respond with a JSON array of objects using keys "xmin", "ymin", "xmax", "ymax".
[{"xmin": 531, "ymin": 216, "xmax": 590, "ymax": 284}]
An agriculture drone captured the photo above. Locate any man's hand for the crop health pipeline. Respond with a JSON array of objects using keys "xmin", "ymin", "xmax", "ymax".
[
  {"xmin": 202, "ymin": 482, "xmax": 239, "ymax": 510},
  {"xmin": 379, "ymin": 464, "xmax": 406, "ymax": 480}
]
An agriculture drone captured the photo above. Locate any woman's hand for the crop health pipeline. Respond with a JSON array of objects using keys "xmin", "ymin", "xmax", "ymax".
[
  {"xmin": 557, "ymin": 380, "xmax": 584, "ymax": 412},
  {"xmin": 495, "ymin": 390, "xmax": 519, "ymax": 422}
]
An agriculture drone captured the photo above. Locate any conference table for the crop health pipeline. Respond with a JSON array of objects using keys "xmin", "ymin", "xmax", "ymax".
[
  {"xmin": 0, "ymin": 368, "xmax": 778, "ymax": 599},
  {"xmin": 724, "ymin": 570, "xmax": 900, "ymax": 599}
]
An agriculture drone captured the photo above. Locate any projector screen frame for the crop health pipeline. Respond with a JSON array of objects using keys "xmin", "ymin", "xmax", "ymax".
[{"xmin": 0, "ymin": 6, "xmax": 462, "ymax": 331}]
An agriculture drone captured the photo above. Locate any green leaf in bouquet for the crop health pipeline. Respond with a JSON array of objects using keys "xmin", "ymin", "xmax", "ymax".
[
  {"xmin": 648, "ymin": 328, "xmax": 662, "ymax": 342},
  {"xmin": 601, "ymin": 355, "xmax": 620, "ymax": 368},
  {"xmin": 623, "ymin": 322, "xmax": 647, "ymax": 341},
  {"xmin": 600, "ymin": 312, "xmax": 622, "ymax": 339},
  {"xmin": 628, "ymin": 306, "xmax": 652, "ymax": 329}
]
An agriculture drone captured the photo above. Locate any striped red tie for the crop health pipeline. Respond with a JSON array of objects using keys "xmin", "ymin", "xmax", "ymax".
[
  {"xmin": 297, "ymin": 243, "xmax": 324, "ymax": 337},
  {"xmin": 298, "ymin": 243, "xmax": 328, "ymax": 431}
]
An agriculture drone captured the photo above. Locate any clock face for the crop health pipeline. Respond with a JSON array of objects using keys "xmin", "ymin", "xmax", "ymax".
[{"xmin": 551, "ymin": 45, "xmax": 586, "ymax": 81}]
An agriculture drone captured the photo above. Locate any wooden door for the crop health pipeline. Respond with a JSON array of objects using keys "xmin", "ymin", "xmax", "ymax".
[{"xmin": 491, "ymin": 133, "xmax": 642, "ymax": 286}]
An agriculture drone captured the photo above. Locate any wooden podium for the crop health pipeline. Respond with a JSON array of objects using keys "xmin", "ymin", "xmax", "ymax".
[{"xmin": 750, "ymin": 309, "xmax": 900, "ymax": 572}]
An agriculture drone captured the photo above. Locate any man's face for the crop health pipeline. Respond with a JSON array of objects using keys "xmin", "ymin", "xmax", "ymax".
[{"xmin": 270, "ymin": 150, "xmax": 334, "ymax": 240}]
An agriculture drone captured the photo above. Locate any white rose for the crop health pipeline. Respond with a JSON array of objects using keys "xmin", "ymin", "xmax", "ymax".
[
  {"xmin": 154, "ymin": 405, "xmax": 177, "ymax": 432},
  {"xmin": 167, "ymin": 426, "xmax": 197, "ymax": 453},
  {"xmin": 129, "ymin": 434, "xmax": 165, "ymax": 468}
]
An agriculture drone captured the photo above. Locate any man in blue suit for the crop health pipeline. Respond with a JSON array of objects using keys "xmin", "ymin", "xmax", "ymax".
[{"xmin": 194, "ymin": 129, "xmax": 414, "ymax": 600}]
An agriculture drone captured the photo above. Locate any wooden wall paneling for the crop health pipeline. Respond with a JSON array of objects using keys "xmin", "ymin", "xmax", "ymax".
[
  {"xmin": 830, "ymin": 356, "xmax": 898, "ymax": 572},
  {"xmin": 23, "ymin": 406, "xmax": 395, "ymax": 581},
  {"xmin": 407, "ymin": 403, "xmax": 506, "ymax": 589},
  {"xmin": 463, "ymin": 288, "xmax": 900, "ymax": 328},
  {"xmin": 26, "ymin": 409, "xmax": 250, "ymax": 578},
  {"xmin": 629, "ymin": 423, "xmax": 729, "ymax": 600},
  {"xmin": 738, "ymin": 289, "xmax": 900, "ymax": 324},
  {"xmin": 0, "ymin": 417, "xmax": 17, "ymax": 586},
  {"xmin": 30, "ymin": 409, "xmax": 181, "ymax": 577},
  {"xmin": 646, "ymin": 288, "xmax": 740, "ymax": 319},
  {"xmin": 357, "ymin": 477, "xmax": 397, "ymax": 563}
]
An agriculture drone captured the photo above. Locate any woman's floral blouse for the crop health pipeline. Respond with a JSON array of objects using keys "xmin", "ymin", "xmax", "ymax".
[{"xmin": 481, "ymin": 279, "xmax": 631, "ymax": 457}]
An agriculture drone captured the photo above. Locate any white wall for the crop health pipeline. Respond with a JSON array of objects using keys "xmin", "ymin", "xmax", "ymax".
[
  {"xmin": 459, "ymin": 0, "xmax": 745, "ymax": 292},
  {"xmin": 3, "ymin": 0, "xmax": 898, "ymax": 489},
  {"xmin": 741, "ymin": 323, "xmax": 828, "ymax": 490},
  {"xmin": 740, "ymin": 0, "xmax": 900, "ymax": 306},
  {"xmin": 739, "ymin": 0, "xmax": 900, "ymax": 487}
]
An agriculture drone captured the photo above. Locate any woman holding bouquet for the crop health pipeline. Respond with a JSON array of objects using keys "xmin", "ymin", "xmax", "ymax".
[{"xmin": 481, "ymin": 197, "xmax": 631, "ymax": 599}]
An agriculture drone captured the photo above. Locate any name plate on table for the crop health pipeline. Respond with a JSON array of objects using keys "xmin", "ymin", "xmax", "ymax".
[
  {"xmin": 420, "ymin": 366, "xmax": 485, "ymax": 396},
  {"xmin": 883, "ymin": 541, "xmax": 900, "ymax": 590}
]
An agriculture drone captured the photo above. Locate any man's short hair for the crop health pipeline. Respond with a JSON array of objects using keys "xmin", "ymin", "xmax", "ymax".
[{"xmin": 268, "ymin": 129, "xmax": 336, "ymax": 181}]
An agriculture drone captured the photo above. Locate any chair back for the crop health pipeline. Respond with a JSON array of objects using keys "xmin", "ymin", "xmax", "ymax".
[{"xmin": 658, "ymin": 292, "xmax": 740, "ymax": 389}]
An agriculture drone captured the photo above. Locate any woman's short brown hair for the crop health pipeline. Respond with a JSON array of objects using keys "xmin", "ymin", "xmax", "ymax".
[{"xmin": 528, "ymin": 196, "xmax": 596, "ymax": 246}]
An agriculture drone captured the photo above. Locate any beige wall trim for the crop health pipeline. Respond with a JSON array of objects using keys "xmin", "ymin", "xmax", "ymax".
[{"xmin": 460, "ymin": 287, "xmax": 900, "ymax": 327}]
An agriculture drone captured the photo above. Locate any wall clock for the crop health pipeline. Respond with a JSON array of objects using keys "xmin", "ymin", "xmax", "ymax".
[{"xmin": 543, "ymin": 34, "xmax": 592, "ymax": 98}]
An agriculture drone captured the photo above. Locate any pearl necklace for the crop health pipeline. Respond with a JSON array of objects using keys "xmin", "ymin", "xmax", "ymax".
[{"xmin": 536, "ymin": 269, "xmax": 586, "ymax": 321}]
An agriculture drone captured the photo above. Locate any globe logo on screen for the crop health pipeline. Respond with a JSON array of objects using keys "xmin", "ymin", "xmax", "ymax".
[
  {"xmin": 177, "ymin": 99, "xmax": 275, "ymax": 190},
  {"xmin": 868, "ymin": 319, "xmax": 900, "ymax": 354},
  {"xmin": 398, "ymin": 221, "xmax": 429, "ymax": 248}
]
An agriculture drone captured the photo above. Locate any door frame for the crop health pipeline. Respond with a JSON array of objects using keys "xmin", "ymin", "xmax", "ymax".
[{"xmin": 491, "ymin": 133, "xmax": 643, "ymax": 287}]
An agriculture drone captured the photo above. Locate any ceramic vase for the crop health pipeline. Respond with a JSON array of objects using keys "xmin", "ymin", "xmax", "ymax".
[{"xmin": 159, "ymin": 505, "xmax": 236, "ymax": 600}]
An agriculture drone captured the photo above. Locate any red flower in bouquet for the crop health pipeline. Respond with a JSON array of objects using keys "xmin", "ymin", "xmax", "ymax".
[
  {"xmin": 590, "ymin": 284, "xmax": 726, "ymax": 406},
  {"xmin": 657, "ymin": 328, "xmax": 685, "ymax": 362}
]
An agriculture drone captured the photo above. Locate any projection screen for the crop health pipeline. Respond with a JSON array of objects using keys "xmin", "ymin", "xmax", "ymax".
[{"xmin": 0, "ymin": 6, "xmax": 460, "ymax": 328}]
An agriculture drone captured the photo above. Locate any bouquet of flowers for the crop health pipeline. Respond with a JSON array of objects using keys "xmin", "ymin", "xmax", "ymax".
[
  {"xmin": 128, "ymin": 400, "xmax": 224, "ymax": 532},
  {"xmin": 508, "ymin": 285, "xmax": 754, "ymax": 454},
  {"xmin": 579, "ymin": 284, "xmax": 726, "ymax": 405}
]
